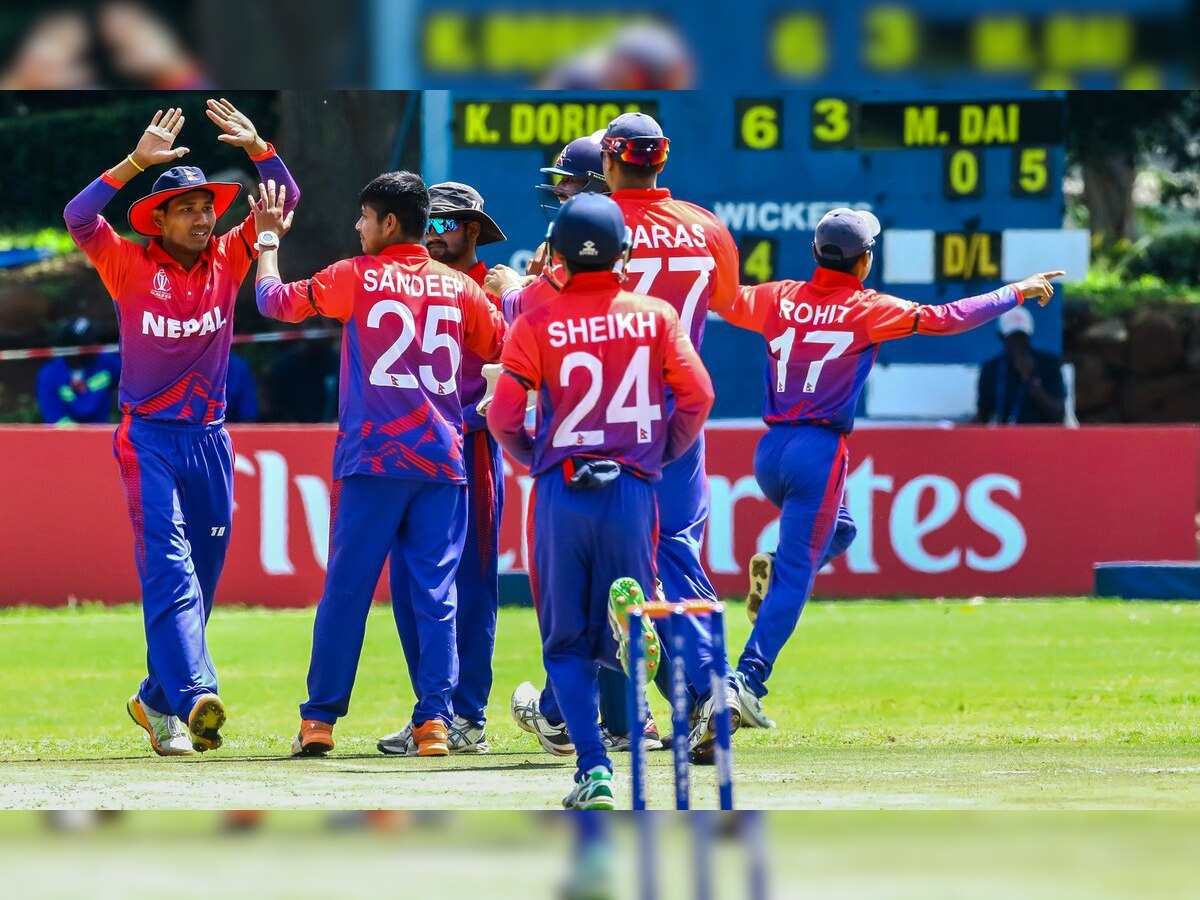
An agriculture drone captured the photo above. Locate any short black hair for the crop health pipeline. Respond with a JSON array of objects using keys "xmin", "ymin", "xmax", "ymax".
[
  {"xmin": 607, "ymin": 155, "xmax": 662, "ymax": 179},
  {"xmin": 359, "ymin": 171, "xmax": 429, "ymax": 238},
  {"xmin": 813, "ymin": 245, "xmax": 865, "ymax": 274}
]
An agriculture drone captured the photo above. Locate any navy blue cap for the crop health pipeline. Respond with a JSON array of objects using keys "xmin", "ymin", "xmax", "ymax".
[
  {"xmin": 548, "ymin": 193, "xmax": 630, "ymax": 266},
  {"xmin": 604, "ymin": 111, "xmax": 665, "ymax": 140},
  {"xmin": 813, "ymin": 208, "xmax": 881, "ymax": 262},
  {"xmin": 541, "ymin": 134, "xmax": 607, "ymax": 184}
]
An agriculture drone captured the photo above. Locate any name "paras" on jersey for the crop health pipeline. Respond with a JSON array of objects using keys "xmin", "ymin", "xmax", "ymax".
[
  {"xmin": 362, "ymin": 269, "xmax": 465, "ymax": 297},
  {"xmin": 630, "ymin": 223, "xmax": 709, "ymax": 250},
  {"xmin": 780, "ymin": 299, "xmax": 851, "ymax": 325},
  {"xmin": 142, "ymin": 308, "xmax": 227, "ymax": 339},
  {"xmin": 548, "ymin": 311, "xmax": 658, "ymax": 348}
]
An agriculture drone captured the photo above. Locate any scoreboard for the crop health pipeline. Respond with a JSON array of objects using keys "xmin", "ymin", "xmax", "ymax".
[{"xmin": 428, "ymin": 91, "xmax": 1086, "ymax": 417}]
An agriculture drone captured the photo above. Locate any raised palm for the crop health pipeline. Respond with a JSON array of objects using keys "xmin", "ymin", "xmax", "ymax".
[
  {"xmin": 205, "ymin": 97, "xmax": 262, "ymax": 150},
  {"xmin": 132, "ymin": 107, "xmax": 189, "ymax": 166}
]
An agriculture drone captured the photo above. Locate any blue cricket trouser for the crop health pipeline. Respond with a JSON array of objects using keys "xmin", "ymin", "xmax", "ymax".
[
  {"xmin": 737, "ymin": 425, "xmax": 849, "ymax": 698},
  {"xmin": 301, "ymin": 474, "xmax": 466, "ymax": 727},
  {"xmin": 113, "ymin": 416, "xmax": 233, "ymax": 720},
  {"xmin": 654, "ymin": 433, "xmax": 732, "ymax": 698},
  {"xmin": 530, "ymin": 465, "xmax": 659, "ymax": 778},
  {"xmin": 391, "ymin": 430, "xmax": 503, "ymax": 725}
]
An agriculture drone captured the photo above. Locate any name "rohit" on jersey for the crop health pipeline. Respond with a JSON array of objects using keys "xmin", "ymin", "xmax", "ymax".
[
  {"xmin": 142, "ymin": 308, "xmax": 227, "ymax": 339},
  {"xmin": 780, "ymin": 299, "xmax": 851, "ymax": 325},
  {"xmin": 547, "ymin": 311, "xmax": 658, "ymax": 347}
]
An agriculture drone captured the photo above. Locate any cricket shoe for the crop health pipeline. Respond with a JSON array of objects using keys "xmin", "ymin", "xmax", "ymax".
[
  {"xmin": 746, "ymin": 552, "xmax": 774, "ymax": 624},
  {"xmin": 687, "ymin": 687, "xmax": 742, "ymax": 765},
  {"xmin": 291, "ymin": 719, "xmax": 335, "ymax": 757},
  {"xmin": 378, "ymin": 716, "xmax": 490, "ymax": 756},
  {"xmin": 562, "ymin": 767, "xmax": 616, "ymax": 811},
  {"xmin": 511, "ymin": 681, "xmax": 575, "ymax": 757},
  {"xmin": 187, "ymin": 693, "xmax": 226, "ymax": 752},
  {"xmin": 412, "ymin": 719, "xmax": 450, "ymax": 756},
  {"xmin": 126, "ymin": 694, "xmax": 194, "ymax": 756},
  {"xmin": 734, "ymin": 671, "xmax": 777, "ymax": 729},
  {"xmin": 607, "ymin": 578, "xmax": 662, "ymax": 678},
  {"xmin": 600, "ymin": 716, "xmax": 664, "ymax": 752}
]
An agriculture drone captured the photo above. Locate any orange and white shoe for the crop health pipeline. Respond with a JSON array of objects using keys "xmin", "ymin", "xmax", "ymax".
[
  {"xmin": 412, "ymin": 719, "xmax": 450, "ymax": 756},
  {"xmin": 126, "ymin": 694, "xmax": 194, "ymax": 756},
  {"xmin": 187, "ymin": 693, "xmax": 226, "ymax": 752},
  {"xmin": 291, "ymin": 719, "xmax": 335, "ymax": 757}
]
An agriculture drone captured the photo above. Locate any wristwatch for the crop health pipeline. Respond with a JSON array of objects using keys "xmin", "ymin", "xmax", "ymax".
[{"xmin": 255, "ymin": 230, "xmax": 280, "ymax": 252}]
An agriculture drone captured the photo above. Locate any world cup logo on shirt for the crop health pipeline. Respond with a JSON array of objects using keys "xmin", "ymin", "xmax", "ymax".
[{"xmin": 151, "ymin": 268, "xmax": 173, "ymax": 301}]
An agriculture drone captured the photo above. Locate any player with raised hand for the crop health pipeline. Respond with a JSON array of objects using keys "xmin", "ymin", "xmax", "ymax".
[
  {"xmin": 252, "ymin": 173, "xmax": 506, "ymax": 759},
  {"xmin": 63, "ymin": 100, "xmax": 299, "ymax": 756},
  {"xmin": 720, "ymin": 207, "xmax": 1064, "ymax": 727},
  {"xmin": 487, "ymin": 192, "xmax": 714, "ymax": 809}
]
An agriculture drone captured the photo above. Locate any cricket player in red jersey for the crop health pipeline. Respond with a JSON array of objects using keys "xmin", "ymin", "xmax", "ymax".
[
  {"xmin": 599, "ymin": 112, "xmax": 744, "ymax": 755},
  {"xmin": 487, "ymin": 192, "xmax": 714, "ymax": 809},
  {"xmin": 251, "ymin": 173, "xmax": 506, "ymax": 758},
  {"xmin": 378, "ymin": 181, "xmax": 509, "ymax": 756},
  {"xmin": 64, "ymin": 101, "xmax": 299, "ymax": 756},
  {"xmin": 720, "ymin": 207, "xmax": 1064, "ymax": 727}
]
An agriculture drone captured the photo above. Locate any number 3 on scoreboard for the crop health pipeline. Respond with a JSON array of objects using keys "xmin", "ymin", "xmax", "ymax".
[
  {"xmin": 553, "ymin": 346, "xmax": 662, "ymax": 447},
  {"xmin": 768, "ymin": 329, "xmax": 853, "ymax": 394}
]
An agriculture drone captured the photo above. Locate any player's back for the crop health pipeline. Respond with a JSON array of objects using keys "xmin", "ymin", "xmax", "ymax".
[
  {"xmin": 510, "ymin": 273, "xmax": 685, "ymax": 480},
  {"xmin": 745, "ymin": 269, "xmax": 902, "ymax": 432},
  {"xmin": 330, "ymin": 248, "xmax": 502, "ymax": 482},
  {"xmin": 611, "ymin": 188, "xmax": 738, "ymax": 350}
]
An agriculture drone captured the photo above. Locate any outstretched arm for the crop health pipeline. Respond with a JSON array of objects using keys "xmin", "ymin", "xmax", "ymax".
[
  {"xmin": 868, "ymin": 272, "xmax": 1065, "ymax": 343},
  {"xmin": 205, "ymin": 98, "xmax": 299, "ymax": 213}
]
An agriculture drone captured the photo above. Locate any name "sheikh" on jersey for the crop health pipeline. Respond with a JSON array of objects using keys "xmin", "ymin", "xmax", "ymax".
[
  {"xmin": 142, "ymin": 308, "xmax": 227, "ymax": 338},
  {"xmin": 548, "ymin": 312, "xmax": 658, "ymax": 347}
]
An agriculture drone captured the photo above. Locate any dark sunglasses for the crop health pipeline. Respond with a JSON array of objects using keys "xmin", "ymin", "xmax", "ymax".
[
  {"xmin": 426, "ymin": 217, "xmax": 462, "ymax": 235},
  {"xmin": 601, "ymin": 135, "xmax": 670, "ymax": 167}
]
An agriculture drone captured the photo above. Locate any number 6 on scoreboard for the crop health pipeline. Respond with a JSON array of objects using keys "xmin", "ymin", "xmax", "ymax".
[{"xmin": 768, "ymin": 328, "xmax": 853, "ymax": 394}]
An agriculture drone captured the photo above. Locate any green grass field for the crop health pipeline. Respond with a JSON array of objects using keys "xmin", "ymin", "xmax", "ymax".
[{"xmin": 1, "ymin": 599, "xmax": 1198, "ymax": 809}]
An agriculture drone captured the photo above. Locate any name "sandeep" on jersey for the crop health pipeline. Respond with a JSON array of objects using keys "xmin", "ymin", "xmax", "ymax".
[
  {"xmin": 142, "ymin": 308, "xmax": 227, "ymax": 338},
  {"xmin": 362, "ymin": 270, "xmax": 465, "ymax": 297},
  {"xmin": 548, "ymin": 312, "xmax": 658, "ymax": 347}
]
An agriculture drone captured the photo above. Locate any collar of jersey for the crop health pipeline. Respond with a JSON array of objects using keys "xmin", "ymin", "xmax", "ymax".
[
  {"xmin": 379, "ymin": 243, "xmax": 430, "ymax": 260},
  {"xmin": 610, "ymin": 187, "xmax": 672, "ymax": 201},
  {"xmin": 811, "ymin": 266, "xmax": 865, "ymax": 292},
  {"xmin": 467, "ymin": 259, "xmax": 488, "ymax": 285},
  {"xmin": 562, "ymin": 271, "xmax": 621, "ymax": 292},
  {"xmin": 148, "ymin": 237, "xmax": 215, "ymax": 270}
]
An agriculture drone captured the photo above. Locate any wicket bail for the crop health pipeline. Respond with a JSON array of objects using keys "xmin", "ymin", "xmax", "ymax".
[{"xmin": 625, "ymin": 599, "xmax": 735, "ymax": 810}]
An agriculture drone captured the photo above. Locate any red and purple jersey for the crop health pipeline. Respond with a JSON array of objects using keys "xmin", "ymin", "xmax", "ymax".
[
  {"xmin": 256, "ymin": 244, "xmax": 505, "ymax": 483},
  {"xmin": 611, "ymin": 188, "xmax": 740, "ymax": 351},
  {"xmin": 487, "ymin": 271, "xmax": 713, "ymax": 480},
  {"xmin": 722, "ymin": 267, "xmax": 1023, "ymax": 432},
  {"xmin": 64, "ymin": 145, "xmax": 298, "ymax": 425},
  {"xmin": 458, "ymin": 259, "xmax": 504, "ymax": 433}
]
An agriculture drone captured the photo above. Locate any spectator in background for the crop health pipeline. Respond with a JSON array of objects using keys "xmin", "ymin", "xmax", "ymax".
[
  {"xmin": 224, "ymin": 352, "xmax": 258, "ymax": 422},
  {"xmin": 36, "ymin": 317, "xmax": 120, "ymax": 425},
  {"xmin": 976, "ymin": 306, "xmax": 1066, "ymax": 425},
  {"xmin": 268, "ymin": 331, "xmax": 338, "ymax": 422}
]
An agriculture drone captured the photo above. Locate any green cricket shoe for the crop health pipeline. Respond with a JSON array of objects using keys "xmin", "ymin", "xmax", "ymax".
[
  {"xmin": 562, "ymin": 767, "xmax": 616, "ymax": 811},
  {"xmin": 607, "ymin": 577, "xmax": 662, "ymax": 678}
]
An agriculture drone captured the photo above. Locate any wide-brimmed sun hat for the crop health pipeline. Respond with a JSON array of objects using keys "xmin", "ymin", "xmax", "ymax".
[{"xmin": 127, "ymin": 166, "xmax": 242, "ymax": 237}]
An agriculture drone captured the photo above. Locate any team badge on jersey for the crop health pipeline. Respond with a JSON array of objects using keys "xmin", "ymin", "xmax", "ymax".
[{"xmin": 151, "ymin": 269, "xmax": 173, "ymax": 301}]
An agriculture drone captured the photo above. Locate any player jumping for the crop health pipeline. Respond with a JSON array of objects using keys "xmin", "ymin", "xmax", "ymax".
[
  {"xmin": 251, "ymin": 173, "xmax": 506, "ymax": 758},
  {"xmin": 64, "ymin": 101, "xmax": 299, "ymax": 756},
  {"xmin": 487, "ymin": 193, "xmax": 714, "ymax": 809},
  {"xmin": 720, "ymin": 207, "xmax": 1064, "ymax": 726}
]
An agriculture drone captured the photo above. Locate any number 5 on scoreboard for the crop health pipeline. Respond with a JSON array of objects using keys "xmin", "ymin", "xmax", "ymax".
[{"xmin": 768, "ymin": 328, "xmax": 853, "ymax": 394}]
